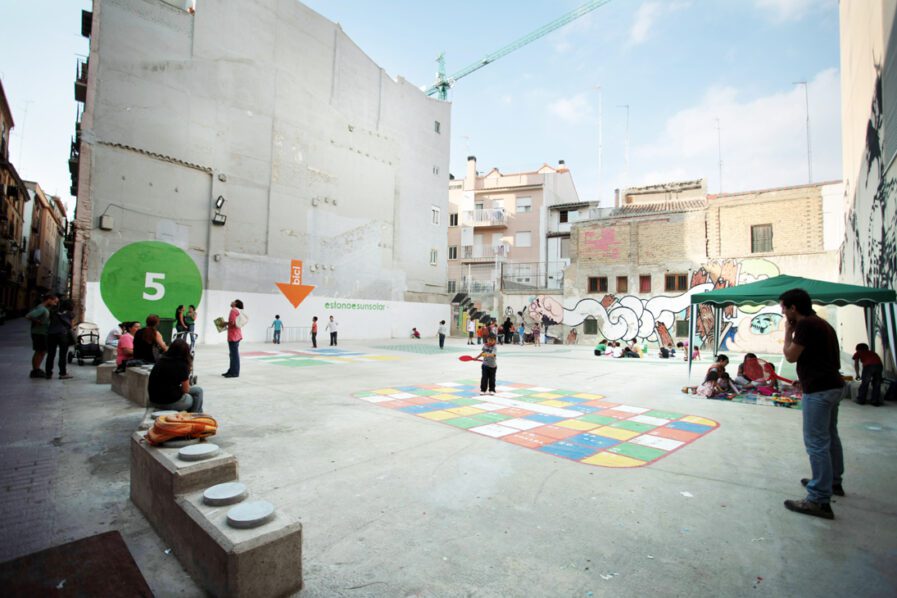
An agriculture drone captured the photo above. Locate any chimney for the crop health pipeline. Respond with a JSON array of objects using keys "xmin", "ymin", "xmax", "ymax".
[{"xmin": 464, "ymin": 155, "xmax": 477, "ymax": 191}]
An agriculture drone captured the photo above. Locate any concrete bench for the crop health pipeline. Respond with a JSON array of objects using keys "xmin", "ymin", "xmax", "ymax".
[
  {"xmin": 111, "ymin": 369, "xmax": 128, "ymax": 397},
  {"xmin": 130, "ymin": 432, "xmax": 303, "ymax": 597},
  {"xmin": 96, "ymin": 361, "xmax": 116, "ymax": 384},
  {"xmin": 125, "ymin": 367, "xmax": 152, "ymax": 407},
  {"xmin": 102, "ymin": 344, "xmax": 117, "ymax": 362}
]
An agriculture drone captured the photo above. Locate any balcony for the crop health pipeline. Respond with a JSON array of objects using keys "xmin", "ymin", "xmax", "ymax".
[
  {"xmin": 81, "ymin": 10, "xmax": 93, "ymax": 38},
  {"xmin": 461, "ymin": 208, "xmax": 507, "ymax": 228},
  {"xmin": 74, "ymin": 59, "xmax": 88, "ymax": 103},
  {"xmin": 460, "ymin": 243, "xmax": 509, "ymax": 263}
]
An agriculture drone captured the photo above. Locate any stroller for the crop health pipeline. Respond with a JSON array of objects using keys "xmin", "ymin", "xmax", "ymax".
[{"xmin": 68, "ymin": 322, "xmax": 103, "ymax": 366}]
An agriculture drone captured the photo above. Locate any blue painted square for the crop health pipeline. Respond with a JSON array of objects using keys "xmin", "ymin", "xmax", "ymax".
[
  {"xmin": 538, "ymin": 441, "xmax": 598, "ymax": 460},
  {"xmin": 453, "ymin": 391, "xmax": 480, "ymax": 398},
  {"xmin": 667, "ymin": 421, "xmax": 714, "ymax": 434},
  {"xmin": 524, "ymin": 414, "xmax": 566, "ymax": 424},
  {"xmin": 399, "ymin": 404, "xmax": 447, "ymax": 414},
  {"xmin": 556, "ymin": 396, "xmax": 587, "ymax": 404},
  {"xmin": 569, "ymin": 405, "xmax": 599, "ymax": 414},
  {"xmin": 568, "ymin": 433, "xmax": 619, "ymax": 450},
  {"xmin": 425, "ymin": 401, "xmax": 461, "ymax": 410},
  {"xmin": 397, "ymin": 386, "xmax": 421, "ymax": 392}
]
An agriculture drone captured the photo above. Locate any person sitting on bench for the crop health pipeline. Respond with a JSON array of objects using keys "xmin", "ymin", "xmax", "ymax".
[{"xmin": 148, "ymin": 339, "xmax": 204, "ymax": 413}]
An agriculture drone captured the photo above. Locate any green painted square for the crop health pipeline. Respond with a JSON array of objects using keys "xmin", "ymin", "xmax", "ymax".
[
  {"xmin": 553, "ymin": 390, "xmax": 577, "ymax": 396},
  {"xmin": 453, "ymin": 398, "xmax": 484, "ymax": 406},
  {"xmin": 471, "ymin": 412, "xmax": 511, "ymax": 424},
  {"xmin": 577, "ymin": 414, "xmax": 618, "ymax": 426},
  {"xmin": 610, "ymin": 443, "xmax": 666, "ymax": 461},
  {"xmin": 646, "ymin": 410, "xmax": 685, "ymax": 420},
  {"xmin": 413, "ymin": 390, "xmax": 440, "ymax": 396},
  {"xmin": 612, "ymin": 420, "xmax": 656, "ymax": 433},
  {"xmin": 278, "ymin": 359, "xmax": 324, "ymax": 367},
  {"xmin": 444, "ymin": 417, "xmax": 484, "ymax": 429}
]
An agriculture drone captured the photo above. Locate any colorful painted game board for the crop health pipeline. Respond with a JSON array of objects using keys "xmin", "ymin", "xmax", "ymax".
[
  {"xmin": 244, "ymin": 348, "xmax": 401, "ymax": 367},
  {"xmin": 376, "ymin": 344, "xmax": 464, "ymax": 355},
  {"xmin": 355, "ymin": 381, "xmax": 719, "ymax": 468}
]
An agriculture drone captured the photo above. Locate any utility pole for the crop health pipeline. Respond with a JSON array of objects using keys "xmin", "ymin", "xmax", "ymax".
[
  {"xmin": 715, "ymin": 117, "xmax": 723, "ymax": 194},
  {"xmin": 793, "ymin": 81, "xmax": 812, "ymax": 183},
  {"xmin": 618, "ymin": 104, "xmax": 630, "ymax": 189},
  {"xmin": 594, "ymin": 85, "xmax": 603, "ymax": 204}
]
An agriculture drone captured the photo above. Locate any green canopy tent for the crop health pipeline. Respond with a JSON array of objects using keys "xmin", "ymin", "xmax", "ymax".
[{"xmin": 687, "ymin": 274, "xmax": 897, "ymax": 378}]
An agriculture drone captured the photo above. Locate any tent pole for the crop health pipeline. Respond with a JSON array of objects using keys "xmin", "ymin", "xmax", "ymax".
[
  {"xmin": 883, "ymin": 302, "xmax": 897, "ymax": 373},
  {"xmin": 865, "ymin": 306, "xmax": 875, "ymax": 352},
  {"xmin": 688, "ymin": 305, "xmax": 695, "ymax": 378}
]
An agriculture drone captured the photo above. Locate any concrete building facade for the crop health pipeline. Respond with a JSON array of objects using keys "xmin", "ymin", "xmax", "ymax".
[
  {"xmin": 24, "ymin": 182, "xmax": 69, "ymax": 303},
  {"xmin": 527, "ymin": 179, "xmax": 844, "ymax": 355},
  {"xmin": 71, "ymin": 0, "xmax": 450, "ymax": 342}
]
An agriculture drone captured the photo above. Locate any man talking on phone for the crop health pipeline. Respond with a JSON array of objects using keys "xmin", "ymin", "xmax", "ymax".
[{"xmin": 779, "ymin": 288, "xmax": 845, "ymax": 519}]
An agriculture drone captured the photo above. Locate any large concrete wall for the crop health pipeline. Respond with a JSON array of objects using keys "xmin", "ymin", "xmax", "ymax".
[{"xmin": 79, "ymin": 0, "xmax": 450, "ymax": 334}]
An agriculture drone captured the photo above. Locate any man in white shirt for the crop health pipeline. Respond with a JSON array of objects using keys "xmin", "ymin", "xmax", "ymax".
[
  {"xmin": 326, "ymin": 315, "xmax": 339, "ymax": 346},
  {"xmin": 467, "ymin": 319, "xmax": 475, "ymax": 345}
]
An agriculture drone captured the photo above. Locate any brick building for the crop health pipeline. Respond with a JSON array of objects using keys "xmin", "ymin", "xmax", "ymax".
[
  {"xmin": 24, "ymin": 182, "xmax": 69, "ymax": 303},
  {"xmin": 0, "ymin": 80, "xmax": 31, "ymax": 314}
]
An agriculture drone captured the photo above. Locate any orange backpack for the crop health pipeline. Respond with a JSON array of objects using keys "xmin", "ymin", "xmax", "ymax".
[{"xmin": 146, "ymin": 413, "xmax": 218, "ymax": 446}]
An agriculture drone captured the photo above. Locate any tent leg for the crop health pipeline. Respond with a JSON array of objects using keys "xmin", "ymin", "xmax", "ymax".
[
  {"xmin": 865, "ymin": 306, "xmax": 875, "ymax": 353},
  {"xmin": 688, "ymin": 307, "xmax": 695, "ymax": 379},
  {"xmin": 883, "ymin": 303, "xmax": 897, "ymax": 374}
]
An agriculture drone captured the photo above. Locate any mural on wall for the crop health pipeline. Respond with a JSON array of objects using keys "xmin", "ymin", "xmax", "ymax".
[
  {"xmin": 841, "ymin": 69, "xmax": 897, "ymax": 295},
  {"xmin": 528, "ymin": 258, "xmax": 786, "ymax": 353}
]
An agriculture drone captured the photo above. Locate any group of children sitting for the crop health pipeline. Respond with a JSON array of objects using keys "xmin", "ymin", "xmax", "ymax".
[
  {"xmin": 689, "ymin": 353, "xmax": 790, "ymax": 399},
  {"xmin": 594, "ymin": 339, "xmax": 646, "ymax": 358}
]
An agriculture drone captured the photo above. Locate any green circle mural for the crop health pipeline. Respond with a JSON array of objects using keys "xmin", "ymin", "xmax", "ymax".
[{"xmin": 100, "ymin": 241, "xmax": 203, "ymax": 322}]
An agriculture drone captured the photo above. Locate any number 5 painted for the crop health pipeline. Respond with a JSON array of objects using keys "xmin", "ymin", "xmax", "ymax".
[{"xmin": 143, "ymin": 272, "xmax": 166, "ymax": 300}]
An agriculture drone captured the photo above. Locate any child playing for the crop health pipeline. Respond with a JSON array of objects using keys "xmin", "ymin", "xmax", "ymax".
[
  {"xmin": 271, "ymin": 315, "xmax": 283, "ymax": 344},
  {"xmin": 411, "ymin": 327, "xmax": 421, "ymax": 339},
  {"xmin": 696, "ymin": 370, "xmax": 724, "ymax": 398},
  {"xmin": 517, "ymin": 322, "xmax": 525, "ymax": 345},
  {"xmin": 532, "ymin": 322, "xmax": 541, "ymax": 347},
  {"xmin": 853, "ymin": 343, "xmax": 883, "ymax": 405},
  {"xmin": 476, "ymin": 334, "xmax": 498, "ymax": 395}
]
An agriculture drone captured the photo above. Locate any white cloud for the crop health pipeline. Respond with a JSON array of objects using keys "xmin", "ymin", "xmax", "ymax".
[
  {"xmin": 754, "ymin": 0, "xmax": 815, "ymax": 22},
  {"xmin": 632, "ymin": 68, "xmax": 842, "ymax": 193},
  {"xmin": 629, "ymin": 1, "xmax": 690, "ymax": 46},
  {"xmin": 548, "ymin": 93, "xmax": 594, "ymax": 125}
]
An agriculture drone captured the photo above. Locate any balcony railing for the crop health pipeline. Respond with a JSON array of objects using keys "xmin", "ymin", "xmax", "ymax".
[
  {"xmin": 448, "ymin": 280, "xmax": 497, "ymax": 294},
  {"xmin": 461, "ymin": 243, "xmax": 509, "ymax": 261},
  {"xmin": 461, "ymin": 208, "xmax": 507, "ymax": 228}
]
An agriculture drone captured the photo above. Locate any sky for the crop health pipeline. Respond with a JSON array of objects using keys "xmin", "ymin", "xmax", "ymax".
[{"xmin": 1, "ymin": 0, "xmax": 841, "ymax": 211}]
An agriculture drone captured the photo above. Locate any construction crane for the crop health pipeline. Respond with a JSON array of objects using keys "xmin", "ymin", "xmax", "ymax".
[{"xmin": 424, "ymin": 0, "xmax": 613, "ymax": 100}]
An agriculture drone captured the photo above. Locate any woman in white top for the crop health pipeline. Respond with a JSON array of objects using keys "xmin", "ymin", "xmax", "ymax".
[{"xmin": 437, "ymin": 320, "xmax": 447, "ymax": 349}]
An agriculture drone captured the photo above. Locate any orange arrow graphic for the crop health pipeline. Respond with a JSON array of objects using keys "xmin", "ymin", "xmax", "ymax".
[{"xmin": 276, "ymin": 259, "xmax": 315, "ymax": 308}]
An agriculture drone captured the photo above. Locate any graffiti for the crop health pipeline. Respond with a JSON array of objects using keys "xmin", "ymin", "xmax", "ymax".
[
  {"xmin": 582, "ymin": 228, "xmax": 625, "ymax": 260},
  {"xmin": 529, "ymin": 259, "xmax": 784, "ymax": 352},
  {"xmin": 841, "ymin": 69, "xmax": 897, "ymax": 296}
]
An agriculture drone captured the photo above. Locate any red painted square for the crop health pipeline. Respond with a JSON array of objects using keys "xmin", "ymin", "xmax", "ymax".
[
  {"xmin": 497, "ymin": 407, "xmax": 535, "ymax": 417},
  {"xmin": 590, "ymin": 401, "xmax": 621, "ymax": 408},
  {"xmin": 405, "ymin": 397, "xmax": 438, "ymax": 405},
  {"xmin": 380, "ymin": 399, "xmax": 414, "ymax": 408},
  {"xmin": 533, "ymin": 425, "xmax": 582, "ymax": 440},
  {"xmin": 509, "ymin": 383, "xmax": 531, "ymax": 389},
  {"xmin": 503, "ymin": 431, "xmax": 556, "ymax": 448},
  {"xmin": 649, "ymin": 427, "xmax": 700, "ymax": 442},
  {"xmin": 595, "ymin": 409, "xmax": 632, "ymax": 419}
]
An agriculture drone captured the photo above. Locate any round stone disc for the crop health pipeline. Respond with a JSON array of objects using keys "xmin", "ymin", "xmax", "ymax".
[
  {"xmin": 203, "ymin": 482, "xmax": 248, "ymax": 506},
  {"xmin": 162, "ymin": 438, "xmax": 198, "ymax": 448},
  {"xmin": 178, "ymin": 443, "xmax": 220, "ymax": 461},
  {"xmin": 227, "ymin": 500, "xmax": 275, "ymax": 529},
  {"xmin": 151, "ymin": 410, "xmax": 178, "ymax": 419}
]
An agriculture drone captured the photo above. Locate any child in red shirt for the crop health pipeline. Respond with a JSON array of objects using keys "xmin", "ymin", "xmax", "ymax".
[{"xmin": 852, "ymin": 343, "xmax": 883, "ymax": 405}]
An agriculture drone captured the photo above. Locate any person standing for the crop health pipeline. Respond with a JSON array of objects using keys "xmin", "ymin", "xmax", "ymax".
[
  {"xmin": 437, "ymin": 320, "xmax": 447, "ymax": 349},
  {"xmin": 25, "ymin": 294, "xmax": 58, "ymax": 378},
  {"xmin": 326, "ymin": 315, "xmax": 338, "ymax": 346},
  {"xmin": 780, "ymin": 288, "xmax": 845, "ymax": 519},
  {"xmin": 46, "ymin": 298, "xmax": 75, "ymax": 379},
  {"xmin": 467, "ymin": 318, "xmax": 475, "ymax": 345},
  {"xmin": 476, "ymin": 334, "xmax": 498, "ymax": 395},
  {"xmin": 311, "ymin": 316, "xmax": 318, "ymax": 348},
  {"xmin": 502, "ymin": 317, "xmax": 513, "ymax": 345},
  {"xmin": 185, "ymin": 305, "xmax": 197, "ymax": 351},
  {"xmin": 271, "ymin": 315, "xmax": 283, "ymax": 344},
  {"xmin": 223, "ymin": 299, "xmax": 244, "ymax": 378},
  {"xmin": 852, "ymin": 343, "xmax": 883, "ymax": 406}
]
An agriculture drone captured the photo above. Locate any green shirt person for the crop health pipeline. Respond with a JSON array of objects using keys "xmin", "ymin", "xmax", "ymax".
[{"xmin": 25, "ymin": 294, "xmax": 59, "ymax": 378}]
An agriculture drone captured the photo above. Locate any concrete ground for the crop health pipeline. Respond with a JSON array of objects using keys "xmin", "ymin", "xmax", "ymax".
[{"xmin": 2, "ymin": 318, "xmax": 896, "ymax": 597}]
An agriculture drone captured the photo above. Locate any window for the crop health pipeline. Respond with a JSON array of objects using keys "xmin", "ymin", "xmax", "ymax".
[
  {"xmin": 429, "ymin": 249, "xmax": 438, "ymax": 265},
  {"xmin": 431, "ymin": 206, "xmax": 440, "ymax": 225},
  {"xmin": 434, "ymin": 120, "xmax": 441, "ymax": 134},
  {"xmin": 639, "ymin": 275, "xmax": 651, "ymax": 293},
  {"xmin": 515, "ymin": 231, "xmax": 532, "ymax": 247},
  {"xmin": 493, "ymin": 199, "xmax": 504, "ymax": 210},
  {"xmin": 584, "ymin": 317, "xmax": 598, "ymax": 335},
  {"xmin": 449, "ymin": 213, "xmax": 458, "ymax": 226},
  {"xmin": 516, "ymin": 196, "xmax": 532, "ymax": 213},
  {"xmin": 447, "ymin": 280, "xmax": 456, "ymax": 293},
  {"xmin": 432, "ymin": 165, "xmax": 440, "ymax": 175},
  {"xmin": 665, "ymin": 273, "xmax": 689, "ymax": 292},
  {"xmin": 475, "ymin": 202, "xmax": 484, "ymax": 210},
  {"xmin": 559, "ymin": 237, "xmax": 570, "ymax": 259},
  {"xmin": 448, "ymin": 246, "xmax": 458, "ymax": 260},
  {"xmin": 675, "ymin": 320, "xmax": 690, "ymax": 337},
  {"xmin": 616, "ymin": 276, "xmax": 628, "ymax": 293},
  {"xmin": 560, "ymin": 210, "xmax": 569, "ymax": 224},
  {"xmin": 588, "ymin": 276, "xmax": 608, "ymax": 293},
  {"xmin": 751, "ymin": 224, "xmax": 773, "ymax": 253}
]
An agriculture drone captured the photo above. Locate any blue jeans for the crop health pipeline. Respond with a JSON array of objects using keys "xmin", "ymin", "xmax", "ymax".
[
  {"xmin": 858, "ymin": 363, "xmax": 883, "ymax": 404},
  {"xmin": 273, "ymin": 330, "xmax": 281, "ymax": 344},
  {"xmin": 802, "ymin": 387, "xmax": 844, "ymax": 504},
  {"xmin": 227, "ymin": 340, "xmax": 240, "ymax": 376}
]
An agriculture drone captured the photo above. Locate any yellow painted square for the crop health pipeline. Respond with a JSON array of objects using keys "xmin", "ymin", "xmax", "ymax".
[
  {"xmin": 531, "ymin": 392, "xmax": 562, "ymax": 399},
  {"xmin": 374, "ymin": 388, "xmax": 401, "ymax": 395},
  {"xmin": 432, "ymin": 387, "xmax": 461, "ymax": 393},
  {"xmin": 592, "ymin": 426, "xmax": 640, "ymax": 441},
  {"xmin": 363, "ymin": 355, "xmax": 401, "ymax": 361},
  {"xmin": 555, "ymin": 419, "xmax": 601, "ymax": 431},
  {"xmin": 542, "ymin": 400, "xmax": 573, "ymax": 407},
  {"xmin": 432, "ymin": 393, "xmax": 461, "ymax": 401},
  {"xmin": 446, "ymin": 406, "xmax": 484, "ymax": 416},
  {"xmin": 681, "ymin": 416, "xmax": 718, "ymax": 427},
  {"xmin": 573, "ymin": 393, "xmax": 605, "ymax": 400},
  {"xmin": 581, "ymin": 452, "xmax": 646, "ymax": 468},
  {"xmin": 419, "ymin": 410, "xmax": 457, "ymax": 421}
]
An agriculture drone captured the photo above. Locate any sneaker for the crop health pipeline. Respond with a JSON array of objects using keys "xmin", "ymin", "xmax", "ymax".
[
  {"xmin": 29, "ymin": 369, "xmax": 45, "ymax": 379},
  {"xmin": 784, "ymin": 498, "xmax": 834, "ymax": 519},
  {"xmin": 801, "ymin": 478, "xmax": 845, "ymax": 496},
  {"xmin": 59, "ymin": 374, "xmax": 73, "ymax": 379}
]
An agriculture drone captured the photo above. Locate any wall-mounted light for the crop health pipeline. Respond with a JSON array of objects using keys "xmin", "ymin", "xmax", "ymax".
[
  {"xmin": 215, "ymin": 195, "xmax": 226, "ymax": 210},
  {"xmin": 212, "ymin": 213, "xmax": 227, "ymax": 226}
]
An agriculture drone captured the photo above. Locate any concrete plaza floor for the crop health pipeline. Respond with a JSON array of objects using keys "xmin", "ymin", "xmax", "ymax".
[{"xmin": 2, "ymin": 318, "xmax": 896, "ymax": 597}]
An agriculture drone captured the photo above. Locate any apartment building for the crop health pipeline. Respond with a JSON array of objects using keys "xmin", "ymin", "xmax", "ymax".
[
  {"xmin": 24, "ymin": 182, "xmax": 69, "ymax": 302},
  {"xmin": 0, "ymin": 80, "xmax": 30, "ymax": 313},
  {"xmin": 446, "ymin": 156, "xmax": 592, "ymax": 326}
]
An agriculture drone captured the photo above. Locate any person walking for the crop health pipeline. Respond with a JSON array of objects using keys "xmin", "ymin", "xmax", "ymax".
[
  {"xmin": 780, "ymin": 288, "xmax": 845, "ymax": 520},
  {"xmin": 46, "ymin": 298, "xmax": 75, "ymax": 379},
  {"xmin": 223, "ymin": 299, "xmax": 244, "ymax": 378},
  {"xmin": 26, "ymin": 294, "xmax": 58, "ymax": 378},
  {"xmin": 271, "ymin": 315, "xmax": 283, "ymax": 344},
  {"xmin": 853, "ymin": 343, "xmax": 883, "ymax": 406},
  {"xmin": 437, "ymin": 320, "xmax": 447, "ymax": 349},
  {"xmin": 311, "ymin": 316, "xmax": 318, "ymax": 348},
  {"xmin": 467, "ymin": 318, "xmax": 475, "ymax": 345},
  {"xmin": 326, "ymin": 315, "xmax": 338, "ymax": 346}
]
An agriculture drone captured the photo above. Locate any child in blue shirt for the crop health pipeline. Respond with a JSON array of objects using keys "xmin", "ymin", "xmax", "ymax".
[{"xmin": 272, "ymin": 315, "xmax": 283, "ymax": 344}]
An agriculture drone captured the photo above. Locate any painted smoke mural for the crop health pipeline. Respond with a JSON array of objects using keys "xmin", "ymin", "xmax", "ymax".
[{"xmin": 528, "ymin": 258, "xmax": 787, "ymax": 354}]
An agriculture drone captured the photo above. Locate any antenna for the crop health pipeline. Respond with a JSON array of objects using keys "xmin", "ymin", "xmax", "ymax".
[
  {"xmin": 715, "ymin": 117, "xmax": 723, "ymax": 194},
  {"xmin": 618, "ymin": 104, "xmax": 629, "ymax": 188},
  {"xmin": 595, "ymin": 85, "xmax": 603, "ymax": 204},
  {"xmin": 793, "ymin": 81, "xmax": 812, "ymax": 183},
  {"xmin": 17, "ymin": 100, "xmax": 34, "ymax": 167}
]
